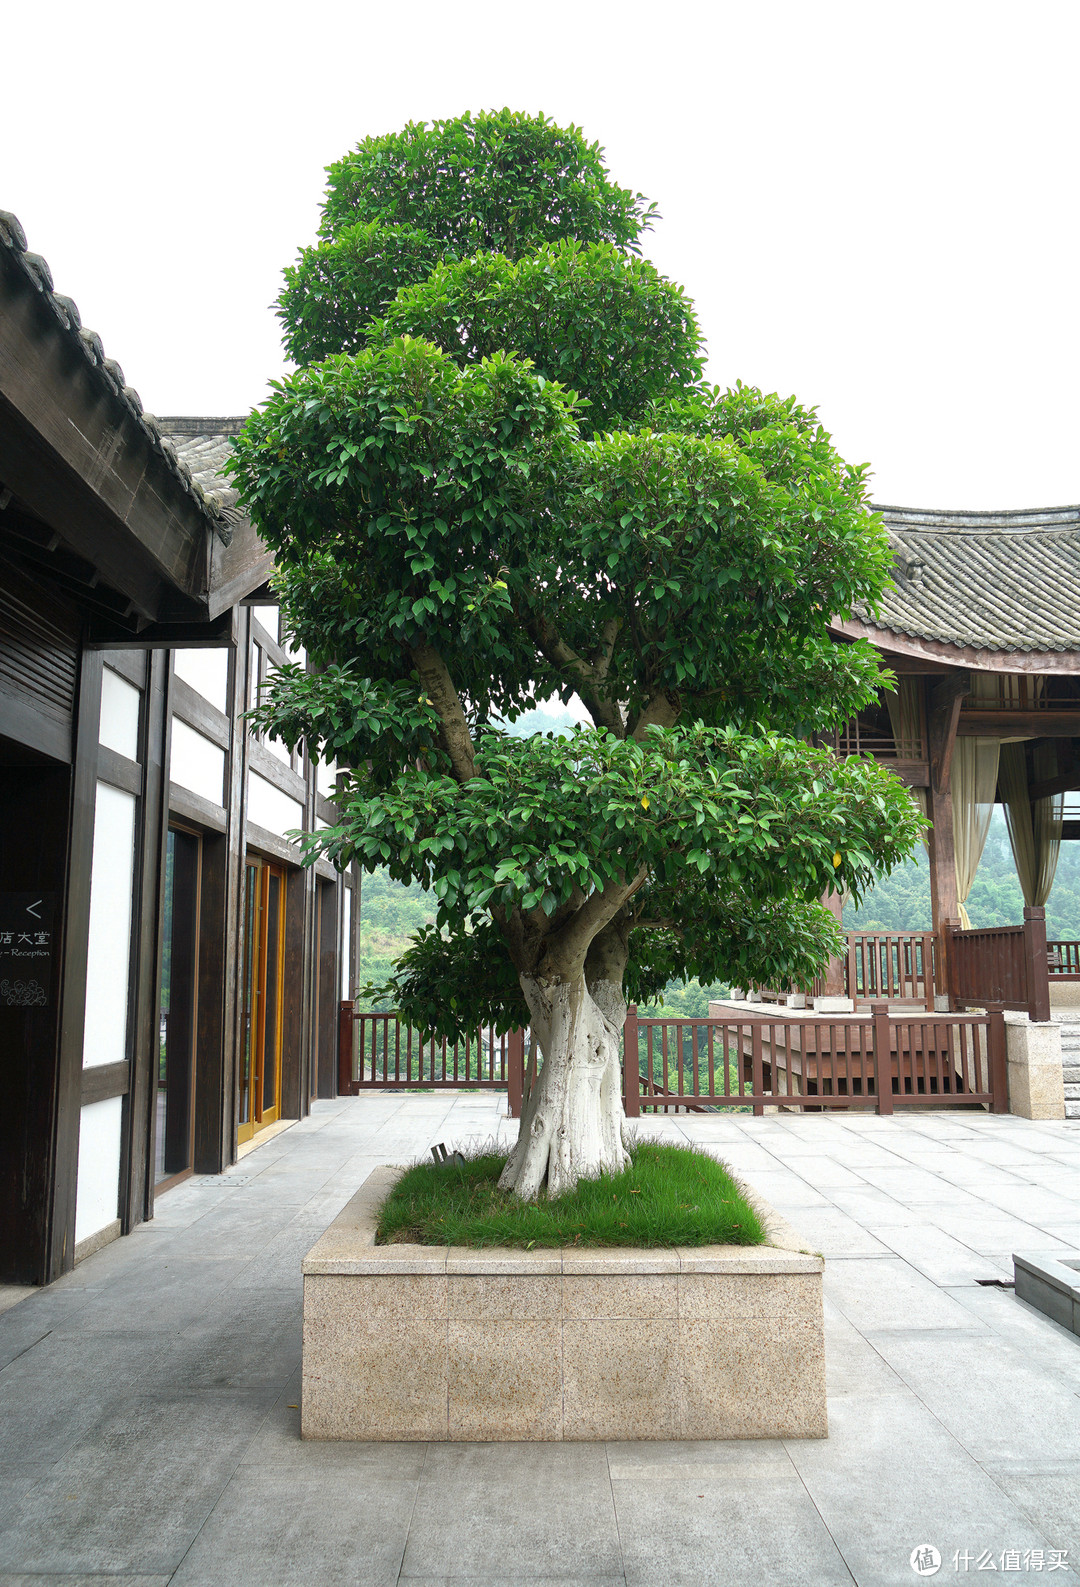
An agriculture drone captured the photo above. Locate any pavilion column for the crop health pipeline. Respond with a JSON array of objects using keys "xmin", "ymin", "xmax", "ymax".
[
  {"xmin": 820, "ymin": 890, "xmax": 847, "ymax": 995},
  {"xmin": 925, "ymin": 675, "xmax": 968, "ymax": 1007}
]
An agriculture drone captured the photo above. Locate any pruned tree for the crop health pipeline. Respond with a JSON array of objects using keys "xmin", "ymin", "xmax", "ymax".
[{"xmin": 230, "ymin": 110, "xmax": 922, "ymax": 1199}]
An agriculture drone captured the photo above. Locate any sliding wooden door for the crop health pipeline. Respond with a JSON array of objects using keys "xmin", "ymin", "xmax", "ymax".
[{"xmin": 238, "ymin": 857, "xmax": 285, "ymax": 1144}]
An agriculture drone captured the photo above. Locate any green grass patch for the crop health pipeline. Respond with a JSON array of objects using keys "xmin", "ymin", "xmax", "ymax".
[{"xmin": 376, "ymin": 1141, "xmax": 767, "ymax": 1249}]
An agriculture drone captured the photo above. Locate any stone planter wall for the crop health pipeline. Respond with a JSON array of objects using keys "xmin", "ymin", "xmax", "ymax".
[{"xmin": 301, "ymin": 1165, "xmax": 827, "ymax": 1442}]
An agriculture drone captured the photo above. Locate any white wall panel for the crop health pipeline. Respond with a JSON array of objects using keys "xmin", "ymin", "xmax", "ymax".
[
  {"xmin": 98, "ymin": 668, "xmax": 140, "ymax": 760},
  {"xmin": 247, "ymin": 771, "xmax": 304, "ymax": 838},
  {"xmin": 173, "ymin": 648, "xmax": 229, "ymax": 713},
  {"xmin": 82, "ymin": 782, "xmax": 136, "ymax": 1069},
  {"xmin": 340, "ymin": 886, "xmax": 352, "ymax": 998},
  {"xmin": 316, "ymin": 759, "xmax": 339, "ymax": 800},
  {"xmin": 74, "ymin": 1096, "xmax": 123, "ymax": 1243},
  {"xmin": 261, "ymin": 665, "xmax": 292, "ymax": 765},
  {"xmin": 170, "ymin": 719, "xmax": 226, "ymax": 807}
]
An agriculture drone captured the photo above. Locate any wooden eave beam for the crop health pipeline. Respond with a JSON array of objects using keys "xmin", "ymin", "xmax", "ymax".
[{"xmin": 956, "ymin": 710, "xmax": 1080, "ymax": 735}]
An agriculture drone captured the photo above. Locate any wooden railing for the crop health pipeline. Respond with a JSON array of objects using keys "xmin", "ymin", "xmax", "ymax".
[
  {"xmin": 947, "ymin": 905, "xmax": 1051, "ymax": 1021},
  {"xmin": 339, "ymin": 1001, "xmax": 1009, "ymax": 1115},
  {"xmin": 622, "ymin": 1004, "xmax": 1007, "ymax": 1115},
  {"xmin": 846, "ymin": 931, "xmax": 937, "ymax": 1005},
  {"xmin": 338, "ymin": 1007, "xmax": 522, "ymax": 1096},
  {"xmin": 1048, "ymin": 940, "xmax": 1080, "ymax": 981},
  {"xmin": 754, "ymin": 931, "xmax": 938, "ymax": 1008}
]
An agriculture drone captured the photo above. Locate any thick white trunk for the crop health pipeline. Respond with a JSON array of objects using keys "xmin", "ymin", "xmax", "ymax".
[{"xmin": 498, "ymin": 972, "xmax": 629, "ymax": 1201}]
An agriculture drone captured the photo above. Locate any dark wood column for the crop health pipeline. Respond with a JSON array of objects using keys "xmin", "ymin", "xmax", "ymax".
[
  {"xmin": 48, "ymin": 649, "xmax": 103, "ymax": 1280},
  {"xmin": 820, "ymin": 890, "xmax": 847, "ymax": 995},
  {"xmin": 925, "ymin": 676, "xmax": 967, "ymax": 1005}
]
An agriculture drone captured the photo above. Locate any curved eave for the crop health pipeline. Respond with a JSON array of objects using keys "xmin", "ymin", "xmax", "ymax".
[{"xmin": 829, "ymin": 617, "xmax": 1080, "ymax": 675}]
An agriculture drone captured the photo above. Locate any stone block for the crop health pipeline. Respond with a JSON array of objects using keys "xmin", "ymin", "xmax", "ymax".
[
  {"xmin": 1004, "ymin": 1013, "xmax": 1065, "ymax": 1120},
  {"xmin": 562, "ymin": 1320, "xmax": 680, "ymax": 1440},
  {"xmin": 300, "ymin": 1166, "xmax": 828, "ymax": 1441},
  {"xmin": 448, "ymin": 1319, "xmax": 562, "ymax": 1439},
  {"xmin": 448, "ymin": 1273, "xmax": 563, "ymax": 1320},
  {"xmin": 1014, "ymin": 1251, "xmax": 1080, "ymax": 1338},
  {"xmin": 562, "ymin": 1273, "xmax": 678, "ymax": 1319}
]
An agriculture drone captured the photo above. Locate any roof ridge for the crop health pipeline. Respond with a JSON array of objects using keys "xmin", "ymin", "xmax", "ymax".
[{"xmin": 157, "ymin": 416, "xmax": 249, "ymax": 437}]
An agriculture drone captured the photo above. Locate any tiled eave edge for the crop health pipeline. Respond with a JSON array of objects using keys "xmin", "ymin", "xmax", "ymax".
[
  {"xmin": 0, "ymin": 211, "xmax": 232, "ymax": 538},
  {"xmin": 830, "ymin": 616, "xmax": 1080, "ymax": 675}
]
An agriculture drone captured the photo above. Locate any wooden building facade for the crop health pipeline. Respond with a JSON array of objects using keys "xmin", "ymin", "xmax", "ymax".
[
  {"xmin": 0, "ymin": 214, "xmax": 358, "ymax": 1287},
  {"xmin": 826, "ymin": 503, "xmax": 1080, "ymax": 1004}
]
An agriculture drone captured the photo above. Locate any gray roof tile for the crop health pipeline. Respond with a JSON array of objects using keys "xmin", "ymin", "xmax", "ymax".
[{"xmin": 861, "ymin": 504, "xmax": 1080, "ymax": 654}]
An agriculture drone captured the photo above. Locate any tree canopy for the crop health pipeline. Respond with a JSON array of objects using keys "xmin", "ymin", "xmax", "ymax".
[{"xmin": 230, "ymin": 109, "xmax": 922, "ymax": 1195}]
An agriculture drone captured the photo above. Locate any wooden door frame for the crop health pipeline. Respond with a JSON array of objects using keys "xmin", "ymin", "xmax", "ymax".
[{"xmin": 152, "ymin": 821, "xmax": 202, "ymax": 1195}]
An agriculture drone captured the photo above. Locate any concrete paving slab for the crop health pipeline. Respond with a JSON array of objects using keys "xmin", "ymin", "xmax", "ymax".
[
  {"xmin": 168, "ymin": 1463, "xmax": 419, "ymax": 1587},
  {"xmin": 611, "ymin": 1460, "xmax": 854, "ymax": 1586},
  {"xmin": 401, "ymin": 1444, "xmax": 622, "ymax": 1581},
  {"xmin": 786, "ymin": 1389, "xmax": 1056, "ymax": 1586},
  {"xmin": 0, "ymin": 1388, "xmax": 277, "ymax": 1574}
]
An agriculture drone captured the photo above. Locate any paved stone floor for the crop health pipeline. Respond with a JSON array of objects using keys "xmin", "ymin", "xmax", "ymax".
[{"xmin": 2, "ymin": 1096, "xmax": 1080, "ymax": 1587}]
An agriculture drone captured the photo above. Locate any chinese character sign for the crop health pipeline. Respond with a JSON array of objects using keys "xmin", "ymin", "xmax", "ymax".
[{"xmin": 0, "ymin": 894, "xmax": 55, "ymax": 1008}]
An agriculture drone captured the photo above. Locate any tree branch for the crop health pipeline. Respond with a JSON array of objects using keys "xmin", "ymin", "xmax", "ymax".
[
  {"xmin": 629, "ymin": 691, "xmax": 680, "ymax": 742},
  {"xmin": 410, "ymin": 643, "xmax": 476, "ymax": 783},
  {"xmin": 553, "ymin": 867, "xmax": 649, "ymax": 966},
  {"xmin": 526, "ymin": 611, "xmax": 625, "ymax": 737}
]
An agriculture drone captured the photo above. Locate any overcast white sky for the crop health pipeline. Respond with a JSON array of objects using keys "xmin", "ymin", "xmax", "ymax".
[{"xmin": 4, "ymin": 1, "xmax": 1078, "ymax": 509}]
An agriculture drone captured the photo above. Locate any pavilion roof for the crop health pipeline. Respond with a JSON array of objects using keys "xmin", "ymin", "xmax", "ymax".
[{"xmin": 859, "ymin": 505, "xmax": 1080, "ymax": 656}]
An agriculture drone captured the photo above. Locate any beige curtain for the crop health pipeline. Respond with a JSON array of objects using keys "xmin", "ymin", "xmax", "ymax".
[
  {"xmin": 951, "ymin": 736, "xmax": 1000, "ymax": 928},
  {"xmin": 999, "ymin": 741, "xmax": 1063, "ymax": 907},
  {"xmin": 883, "ymin": 678, "xmax": 928, "ymax": 838}
]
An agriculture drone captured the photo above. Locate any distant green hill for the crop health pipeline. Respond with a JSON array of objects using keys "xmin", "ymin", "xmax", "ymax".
[{"xmin": 844, "ymin": 807, "xmax": 1080, "ymax": 938}]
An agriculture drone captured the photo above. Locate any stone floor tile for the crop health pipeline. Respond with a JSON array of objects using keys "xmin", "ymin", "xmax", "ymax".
[
  {"xmin": 0, "ymin": 1576, "xmax": 173, "ymax": 1587},
  {"xmin": 869, "ymin": 1224, "xmax": 1011, "ymax": 1284},
  {"xmin": 979, "ymin": 1462, "xmax": 1080, "ymax": 1557},
  {"xmin": 402, "ymin": 1444, "xmax": 622, "ymax": 1581},
  {"xmin": 605, "ymin": 1437, "xmax": 792, "ymax": 1478},
  {"xmin": 826, "ymin": 1187, "xmax": 921, "ymax": 1227},
  {"xmin": 62, "ymin": 1255, "xmax": 249, "ymax": 1333},
  {"xmin": 398, "ymin": 1579, "xmax": 627, "ymax": 1587},
  {"xmin": 612, "ymin": 1460, "xmax": 853, "ymax": 1586},
  {"xmin": 4, "ymin": 1097, "xmax": 1080, "ymax": 1585},
  {"xmin": 0, "ymin": 1388, "xmax": 277, "ymax": 1574},
  {"xmin": 853, "ymin": 1165, "xmax": 983, "ymax": 1204},
  {"xmin": 971, "ymin": 1184, "xmax": 1080, "ymax": 1227},
  {"xmin": 0, "ymin": 1329, "xmax": 175, "ymax": 1469},
  {"xmin": 824, "ymin": 1256, "xmax": 990, "ymax": 1333},
  {"xmin": 725, "ymin": 1165, "xmax": 831, "ymax": 1208},
  {"xmin": 762, "ymin": 1204, "xmax": 892, "ymax": 1257},
  {"xmin": 168, "ymin": 1463, "xmax": 419, "ymax": 1587},
  {"xmin": 868, "ymin": 1329, "xmax": 1080, "ymax": 1464},
  {"xmin": 929, "ymin": 1207, "xmax": 1075, "ymax": 1255},
  {"xmin": 786, "ymin": 1390, "xmax": 1054, "ymax": 1586},
  {"xmin": 771, "ymin": 1155, "xmax": 869, "ymax": 1191}
]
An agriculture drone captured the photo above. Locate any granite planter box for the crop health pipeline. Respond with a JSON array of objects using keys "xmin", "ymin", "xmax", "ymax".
[{"xmin": 301, "ymin": 1165, "xmax": 827, "ymax": 1442}]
